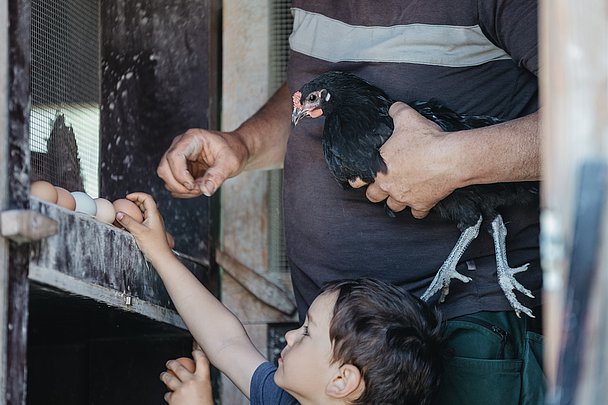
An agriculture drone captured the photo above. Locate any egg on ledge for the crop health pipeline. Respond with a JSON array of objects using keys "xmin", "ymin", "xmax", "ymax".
[
  {"xmin": 94, "ymin": 198, "xmax": 116, "ymax": 224},
  {"xmin": 112, "ymin": 198, "xmax": 144, "ymax": 227},
  {"xmin": 55, "ymin": 187, "xmax": 76, "ymax": 211},
  {"xmin": 31, "ymin": 180, "xmax": 58, "ymax": 204},
  {"xmin": 71, "ymin": 191, "xmax": 97, "ymax": 216}
]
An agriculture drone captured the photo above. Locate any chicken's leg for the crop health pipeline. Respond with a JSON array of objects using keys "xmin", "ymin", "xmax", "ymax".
[
  {"xmin": 491, "ymin": 214, "xmax": 535, "ymax": 318},
  {"xmin": 421, "ymin": 216, "xmax": 482, "ymax": 303}
]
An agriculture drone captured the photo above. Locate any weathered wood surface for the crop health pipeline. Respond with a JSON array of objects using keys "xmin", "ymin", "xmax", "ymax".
[
  {"xmin": 1, "ymin": 209, "xmax": 58, "ymax": 243},
  {"xmin": 216, "ymin": 250, "xmax": 296, "ymax": 316},
  {"xmin": 0, "ymin": 0, "xmax": 11, "ymax": 401},
  {"xmin": 3, "ymin": 0, "xmax": 31, "ymax": 403},
  {"xmin": 99, "ymin": 0, "xmax": 215, "ymax": 269},
  {"xmin": 28, "ymin": 197, "xmax": 194, "ymax": 328}
]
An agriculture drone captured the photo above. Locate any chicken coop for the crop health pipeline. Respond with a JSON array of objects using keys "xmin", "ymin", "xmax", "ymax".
[
  {"xmin": 0, "ymin": 0, "xmax": 299, "ymax": 403},
  {"xmin": 1, "ymin": 0, "xmax": 221, "ymax": 403}
]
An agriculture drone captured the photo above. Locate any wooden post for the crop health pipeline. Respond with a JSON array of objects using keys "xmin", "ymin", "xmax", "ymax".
[
  {"xmin": 0, "ymin": 0, "xmax": 31, "ymax": 403},
  {"xmin": 540, "ymin": 0, "xmax": 608, "ymax": 402},
  {"xmin": 0, "ymin": 0, "xmax": 9, "ymax": 400}
]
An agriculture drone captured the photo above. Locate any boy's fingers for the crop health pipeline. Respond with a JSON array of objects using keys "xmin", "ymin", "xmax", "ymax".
[
  {"xmin": 125, "ymin": 192, "xmax": 161, "ymax": 221},
  {"xmin": 125, "ymin": 192, "xmax": 158, "ymax": 211},
  {"xmin": 192, "ymin": 350, "xmax": 210, "ymax": 378},
  {"xmin": 115, "ymin": 212, "xmax": 144, "ymax": 233},
  {"xmin": 192, "ymin": 349, "xmax": 208, "ymax": 362},
  {"xmin": 159, "ymin": 371, "xmax": 181, "ymax": 391}
]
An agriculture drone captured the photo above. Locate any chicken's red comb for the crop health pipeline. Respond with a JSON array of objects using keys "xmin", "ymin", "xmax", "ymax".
[{"xmin": 293, "ymin": 91, "xmax": 302, "ymax": 109}]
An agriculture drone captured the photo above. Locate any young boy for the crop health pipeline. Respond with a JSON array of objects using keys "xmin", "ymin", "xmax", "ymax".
[{"xmin": 117, "ymin": 192, "xmax": 445, "ymax": 405}]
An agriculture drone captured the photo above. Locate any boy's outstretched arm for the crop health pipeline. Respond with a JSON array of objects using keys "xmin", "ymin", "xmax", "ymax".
[{"xmin": 117, "ymin": 192, "xmax": 265, "ymax": 397}]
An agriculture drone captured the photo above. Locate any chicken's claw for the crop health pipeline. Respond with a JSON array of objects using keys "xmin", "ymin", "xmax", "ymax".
[
  {"xmin": 491, "ymin": 214, "xmax": 535, "ymax": 318},
  {"xmin": 421, "ymin": 216, "xmax": 482, "ymax": 302}
]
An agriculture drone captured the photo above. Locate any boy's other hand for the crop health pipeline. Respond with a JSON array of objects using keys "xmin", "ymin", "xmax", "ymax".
[{"xmin": 161, "ymin": 350, "xmax": 214, "ymax": 405}]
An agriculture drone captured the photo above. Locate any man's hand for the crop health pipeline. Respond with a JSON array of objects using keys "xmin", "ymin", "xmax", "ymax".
[
  {"xmin": 157, "ymin": 128, "xmax": 249, "ymax": 198},
  {"xmin": 351, "ymin": 102, "xmax": 461, "ymax": 219}
]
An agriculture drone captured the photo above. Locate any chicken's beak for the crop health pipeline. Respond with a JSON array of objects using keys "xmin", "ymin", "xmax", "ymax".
[{"xmin": 292, "ymin": 107, "xmax": 308, "ymax": 126}]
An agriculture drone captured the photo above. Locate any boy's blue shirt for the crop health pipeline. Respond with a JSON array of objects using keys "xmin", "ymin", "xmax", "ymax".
[{"xmin": 250, "ymin": 362, "xmax": 299, "ymax": 405}]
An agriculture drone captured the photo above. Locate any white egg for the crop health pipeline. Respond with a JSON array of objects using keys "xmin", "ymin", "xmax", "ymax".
[
  {"xmin": 71, "ymin": 191, "xmax": 97, "ymax": 216},
  {"xmin": 94, "ymin": 198, "xmax": 116, "ymax": 224}
]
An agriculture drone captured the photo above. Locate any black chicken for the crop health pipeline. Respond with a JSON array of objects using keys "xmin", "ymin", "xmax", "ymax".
[{"xmin": 291, "ymin": 71, "xmax": 537, "ymax": 318}]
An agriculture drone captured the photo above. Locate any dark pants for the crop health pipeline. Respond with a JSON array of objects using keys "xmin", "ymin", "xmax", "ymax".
[{"xmin": 434, "ymin": 311, "xmax": 545, "ymax": 405}]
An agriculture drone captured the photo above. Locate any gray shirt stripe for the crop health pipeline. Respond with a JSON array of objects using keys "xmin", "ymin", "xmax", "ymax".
[{"xmin": 289, "ymin": 8, "xmax": 512, "ymax": 67}]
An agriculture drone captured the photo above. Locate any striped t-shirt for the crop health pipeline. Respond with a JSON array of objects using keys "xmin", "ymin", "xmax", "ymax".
[{"xmin": 284, "ymin": 0, "xmax": 540, "ymax": 321}]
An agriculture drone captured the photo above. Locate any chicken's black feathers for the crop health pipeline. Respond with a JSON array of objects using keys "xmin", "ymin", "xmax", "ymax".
[
  {"xmin": 293, "ymin": 71, "xmax": 538, "ymax": 317},
  {"xmin": 294, "ymin": 71, "xmax": 538, "ymax": 230}
]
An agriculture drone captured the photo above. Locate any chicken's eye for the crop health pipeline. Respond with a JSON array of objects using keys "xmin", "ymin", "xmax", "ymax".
[{"xmin": 307, "ymin": 94, "xmax": 317, "ymax": 102}]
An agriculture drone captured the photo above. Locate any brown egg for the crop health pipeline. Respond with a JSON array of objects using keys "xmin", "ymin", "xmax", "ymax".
[
  {"xmin": 55, "ymin": 187, "xmax": 76, "ymax": 210},
  {"xmin": 166, "ymin": 357, "xmax": 196, "ymax": 378},
  {"xmin": 31, "ymin": 181, "xmax": 58, "ymax": 204},
  {"xmin": 112, "ymin": 198, "xmax": 144, "ymax": 227}
]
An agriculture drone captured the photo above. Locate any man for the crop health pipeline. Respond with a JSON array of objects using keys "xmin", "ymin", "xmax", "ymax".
[{"xmin": 157, "ymin": 1, "xmax": 543, "ymax": 403}]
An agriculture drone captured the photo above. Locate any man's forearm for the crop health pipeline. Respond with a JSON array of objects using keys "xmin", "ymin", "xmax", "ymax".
[
  {"xmin": 452, "ymin": 111, "xmax": 540, "ymax": 187},
  {"xmin": 232, "ymin": 83, "xmax": 293, "ymax": 171}
]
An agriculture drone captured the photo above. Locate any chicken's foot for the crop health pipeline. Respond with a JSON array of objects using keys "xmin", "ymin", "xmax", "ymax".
[
  {"xmin": 491, "ymin": 214, "xmax": 535, "ymax": 318},
  {"xmin": 421, "ymin": 216, "xmax": 482, "ymax": 303}
]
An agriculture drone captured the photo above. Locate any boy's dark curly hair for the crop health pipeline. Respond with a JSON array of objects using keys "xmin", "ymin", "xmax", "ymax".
[{"xmin": 321, "ymin": 278, "xmax": 445, "ymax": 405}]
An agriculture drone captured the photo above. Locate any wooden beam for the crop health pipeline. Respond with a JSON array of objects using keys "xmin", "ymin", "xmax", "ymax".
[
  {"xmin": 1, "ymin": 209, "xmax": 58, "ymax": 243},
  {"xmin": 540, "ymin": 0, "xmax": 608, "ymax": 402},
  {"xmin": 3, "ymin": 0, "xmax": 31, "ymax": 403},
  {"xmin": 216, "ymin": 250, "xmax": 296, "ymax": 316},
  {"xmin": 0, "ymin": 0, "xmax": 9, "ymax": 399}
]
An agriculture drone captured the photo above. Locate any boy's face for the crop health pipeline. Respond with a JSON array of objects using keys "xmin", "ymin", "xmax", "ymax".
[{"xmin": 274, "ymin": 290, "xmax": 338, "ymax": 400}]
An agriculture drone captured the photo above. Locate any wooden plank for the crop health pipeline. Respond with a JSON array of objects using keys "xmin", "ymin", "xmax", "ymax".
[
  {"xmin": 540, "ymin": 0, "xmax": 608, "ymax": 401},
  {"xmin": 216, "ymin": 250, "xmax": 296, "ymax": 316},
  {"xmin": 553, "ymin": 162, "xmax": 607, "ymax": 405},
  {"xmin": 28, "ymin": 197, "xmax": 208, "ymax": 317},
  {"xmin": 0, "ymin": 0, "xmax": 9, "ymax": 399},
  {"xmin": 1, "ymin": 209, "xmax": 58, "ymax": 243},
  {"xmin": 4, "ymin": 0, "xmax": 31, "ymax": 403}
]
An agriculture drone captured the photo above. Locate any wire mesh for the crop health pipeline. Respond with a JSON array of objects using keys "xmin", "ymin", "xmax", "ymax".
[
  {"xmin": 30, "ymin": 0, "xmax": 100, "ymax": 196},
  {"xmin": 268, "ymin": 0, "xmax": 293, "ymax": 274}
]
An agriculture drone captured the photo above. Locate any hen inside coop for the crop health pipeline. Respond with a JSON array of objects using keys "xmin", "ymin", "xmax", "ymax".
[{"xmin": 30, "ymin": 0, "xmax": 99, "ymax": 196}]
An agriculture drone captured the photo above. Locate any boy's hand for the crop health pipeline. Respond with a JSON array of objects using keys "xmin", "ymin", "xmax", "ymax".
[
  {"xmin": 115, "ymin": 192, "xmax": 173, "ymax": 262},
  {"xmin": 161, "ymin": 350, "xmax": 214, "ymax": 405}
]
